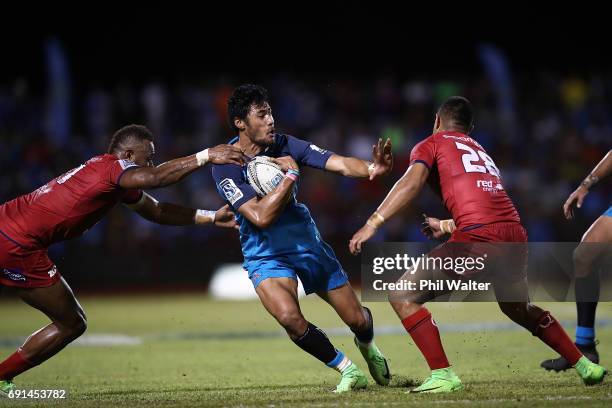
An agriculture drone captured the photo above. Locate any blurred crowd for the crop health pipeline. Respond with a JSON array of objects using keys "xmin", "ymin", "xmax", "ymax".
[{"xmin": 0, "ymin": 73, "xmax": 610, "ymax": 287}]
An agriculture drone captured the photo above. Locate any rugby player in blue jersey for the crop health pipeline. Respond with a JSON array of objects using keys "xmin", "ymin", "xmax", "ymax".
[{"xmin": 212, "ymin": 84, "xmax": 393, "ymax": 392}]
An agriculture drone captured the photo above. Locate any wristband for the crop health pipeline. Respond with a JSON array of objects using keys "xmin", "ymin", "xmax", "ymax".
[
  {"xmin": 194, "ymin": 209, "xmax": 216, "ymax": 225},
  {"xmin": 286, "ymin": 169, "xmax": 300, "ymax": 181},
  {"xmin": 367, "ymin": 162, "xmax": 375, "ymax": 176},
  {"xmin": 439, "ymin": 219, "xmax": 455, "ymax": 234},
  {"xmin": 195, "ymin": 149, "xmax": 209, "ymax": 166},
  {"xmin": 366, "ymin": 211, "xmax": 385, "ymax": 229}
]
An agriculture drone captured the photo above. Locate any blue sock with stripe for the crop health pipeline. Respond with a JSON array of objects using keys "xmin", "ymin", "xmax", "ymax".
[{"xmin": 575, "ymin": 326, "xmax": 595, "ymax": 346}]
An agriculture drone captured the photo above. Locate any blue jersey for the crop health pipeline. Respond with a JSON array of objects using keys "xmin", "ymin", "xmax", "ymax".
[{"xmin": 211, "ymin": 134, "xmax": 333, "ymax": 263}]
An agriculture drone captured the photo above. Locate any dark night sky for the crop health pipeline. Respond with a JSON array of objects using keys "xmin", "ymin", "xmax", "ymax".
[{"xmin": 2, "ymin": 8, "xmax": 610, "ymax": 91}]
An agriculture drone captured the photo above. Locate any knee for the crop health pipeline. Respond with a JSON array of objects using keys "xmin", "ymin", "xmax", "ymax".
[
  {"xmin": 498, "ymin": 302, "xmax": 527, "ymax": 323},
  {"xmin": 61, "ymin": 312, "xmax": 87, "ymax": 340},
  {"xmin": 573, "ymin": 247, "xmax": 592, "ymax": 278},
  {"xmin": 275, "ymin": 309, "xmax": 306, "ymax": 337},
  {"xmin": 346, "ymin": 308, "xmax": 368, "ymax": 332}
]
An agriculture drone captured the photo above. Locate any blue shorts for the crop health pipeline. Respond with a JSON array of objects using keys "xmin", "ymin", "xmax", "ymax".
[
  {"xmin": 604, "ymin": 206, "xmax": 612, "ymax": 217},
  {"xmin": 244, "ymin": 242, "xmax": 349, "ymax": 294}
]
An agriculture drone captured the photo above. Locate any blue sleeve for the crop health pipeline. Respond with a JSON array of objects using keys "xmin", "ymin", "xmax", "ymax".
[
  {"xmin": 285, "ymin": 135, "xmax": 334, "ymax": 169},
  {"xmin": 211, "ymin": 164, "xmax": 257, "ymax": 210}
]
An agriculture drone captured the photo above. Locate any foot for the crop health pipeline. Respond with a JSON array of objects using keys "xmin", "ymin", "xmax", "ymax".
[
  {"xmin": 333, "ymin": 362, "xmax": 368, "ymax": 393},
  {"xmin": 410, "ymin": 368, "xmax": 463, "ymax": 393},
  {"xmin": 575, "ymin": 356, "xmax": 607, "ymax": 386},
  {"xmin": 354, "ymin": 338, "xmax": 391, "ymax": 386},
  {"xmin": 541, "ymin": 342, "xmax": 599, "ymax": 372},
  {"xmin": 0, "ymin": 380, "xmax": 15, "ymax": 397}
]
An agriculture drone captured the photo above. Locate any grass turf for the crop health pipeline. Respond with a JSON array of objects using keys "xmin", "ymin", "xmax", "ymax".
[{"xmin": 0, "ymin": 294, "xmax": 610, "ymax": 407}]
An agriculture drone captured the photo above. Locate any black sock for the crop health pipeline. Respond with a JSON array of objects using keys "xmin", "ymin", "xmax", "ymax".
[
  {"xmin": 575, "ymin": 273, "xmax": 599, "ymax": 346},
  {"xmin": 576, "ymin": 302, "xmax": 598, "ymax": 328},
  {"xmin": 352, "ymin": 306, "xmax": 374, "ymax": 344},
  {"xmin": 292, "ymin": 322, "xmax": 339, "ymax": 365},
  {"xmin": 575, "ymin": 272, "xmax": 599, "ymax": 328}
]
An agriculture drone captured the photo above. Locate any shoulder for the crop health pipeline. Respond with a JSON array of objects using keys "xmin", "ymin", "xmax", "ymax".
[
  {"xmin": 91, "ymin": 154, "xmax": 137, "ymax": 170},
  {"xmin": 211, "ymin": 162, "xmax": 245, "ymax": 179},
  {"xmin": 411, "ymin": 134, "xmax": 437, "ymax": 150}
]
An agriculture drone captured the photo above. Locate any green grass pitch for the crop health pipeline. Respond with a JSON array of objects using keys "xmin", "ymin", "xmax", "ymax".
[{"xmin": 0, "ymin": 294, "xmax": 610, "ymax": 407}]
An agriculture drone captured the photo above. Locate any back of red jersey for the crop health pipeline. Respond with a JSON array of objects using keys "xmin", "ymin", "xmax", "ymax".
[
  {"xmin": 0, "ymin": 154, "xmax": 143, "ymax": 248},
  {"xmin": 410, "ymin": 131, "xmax": 520, "ymax": 229}
]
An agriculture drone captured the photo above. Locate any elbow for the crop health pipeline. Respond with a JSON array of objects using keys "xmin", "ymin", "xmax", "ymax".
[
  {"xmin": 254, "ymin": 216, "xmax": 273, "ymax": 229},
  {"xmin": 249, "ymin": 212, "xmax": 274, "ymax": 229}
]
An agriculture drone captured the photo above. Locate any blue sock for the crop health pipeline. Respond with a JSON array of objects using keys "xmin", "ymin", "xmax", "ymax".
[
  {"xmin": 326, "ymin": 350, "xmax": 352, "ymax": 372},
  {"xmin": 575, "ymin": 325, "xmax": 595, "ymax": 346}
]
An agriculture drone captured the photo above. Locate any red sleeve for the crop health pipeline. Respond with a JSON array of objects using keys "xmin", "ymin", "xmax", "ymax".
[
  {"xmin": 108, "ymin": 159, "xmax": 140, "ymax": 186},
  {"xmin": 409, "ymin": 136, "xmax": 436, "ymax": 169},
  {"xmin": 121, "ymin": 189, "xmax": 144, "ymax": 204}
]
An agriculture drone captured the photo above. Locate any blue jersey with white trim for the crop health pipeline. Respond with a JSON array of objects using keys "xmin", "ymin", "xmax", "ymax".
[{"xmin": 211, "ymin": 134, "xmax": 333, "ymax": 261}]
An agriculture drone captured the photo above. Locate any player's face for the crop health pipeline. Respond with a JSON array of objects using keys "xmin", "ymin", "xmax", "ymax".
[
  {"xmin": 243, "ymin": 102, "xmax": 275, "ymax": 146},
  {"xmin": 128, "ymin": 141, "xmax": 155, "ymax": 167}
]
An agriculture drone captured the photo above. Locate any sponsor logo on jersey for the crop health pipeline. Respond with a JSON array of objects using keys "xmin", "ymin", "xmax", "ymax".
[
  {"xmin": 477, "ymin": 179, "xmax": 503, "ymax": 192},
  {"xmin": 220, "ymin": 178, "xmax": 244, "ymax": 205},
  {"xmin": 2, "ymin": 268, "xmax": 26, "ymax": 282},
  {"xmin": 48, "ymin": 265, "xmax": 58, "ymax": 278},
  {"xmin": 309, "ymin": 144, "xmax": 327, "ymax": 154},
  {"xmin": 118, "ymin": 159, "xmax": 138, "ymax": 170}
]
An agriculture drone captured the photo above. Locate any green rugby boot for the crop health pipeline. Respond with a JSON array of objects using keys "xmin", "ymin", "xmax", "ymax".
[
  {"xmin": 410, "ymin": 367, "xmax": 463, "ymax": 393},
  {"xmin": 354, "ymin": 338, "xmax": 390, "ymax": 386},
  {"xmin": 333, "ymin": 362, "xmax": 368, "ymax": 393},
  {"xmin": 575, "ymin": 356, "xmax": 607, "ymax": 385},
  {"xmin": 0, "ymin": 380, "xmax": 15, "ymax": 397}
]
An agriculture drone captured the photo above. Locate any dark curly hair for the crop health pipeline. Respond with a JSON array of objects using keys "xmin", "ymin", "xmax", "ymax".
[
  {"xmin": 227, "ymin": 84, "xmax": 269, "ymax": 133},
  {"xmin": 438, "ymin": 96, "xmax": 474, "ymax": 133},
  {"xmin": 107, "ymin": 124, "xmax": 153, "ymax": 154}
]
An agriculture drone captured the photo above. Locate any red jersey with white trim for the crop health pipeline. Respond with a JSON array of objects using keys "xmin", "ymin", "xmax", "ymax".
[
  {"xmin": 0, "ymin": 154, "xmax": 143, "ymax": 248},
  {"xmin": 410, "ymin": 131, "xmax": 520, "ymax": 230}
]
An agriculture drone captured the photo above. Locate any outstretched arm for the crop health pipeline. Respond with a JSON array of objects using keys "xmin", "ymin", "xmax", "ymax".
[
  {"xmin": 324, "ymin": 138, "xmax": 393, "ymax": 180},
  {"xmin": 563, "ymin": 149, "xmax": 612, "ymax": 219},
  {"xmin": 349, "ymin": 162, "xmax": 429, "ymax": 254},
  {"xmin": 120, "ymin": 144, "xmax": 248, "ymax": 190},
  {"xmin": 127, "ymin": 193, "xmax": 238, "ymax": 228}
]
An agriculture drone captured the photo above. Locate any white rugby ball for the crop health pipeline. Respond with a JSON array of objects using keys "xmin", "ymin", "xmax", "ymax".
[{"xmin": 246, "ymin": 156, "xmax": 285, "ymax": 196}]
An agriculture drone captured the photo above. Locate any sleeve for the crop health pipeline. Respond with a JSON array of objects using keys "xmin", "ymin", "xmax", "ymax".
[
  {"xmin": 285, "ymin": 135, "xmax": 334, "ymax": 169},
  {"xmin": 409, "ymin": 136, "xmax": 436, "ymax": 170},
  {"xmin": 109, "ymin": 159, "xmax": 141, "ymax": 186},
  {"xmin": 121, "ymin": 189, "xmax": 144, "ymax": 204},
  {"xmin": 211, "ymin": 164, "xmax": 257, "ymax": 210}
]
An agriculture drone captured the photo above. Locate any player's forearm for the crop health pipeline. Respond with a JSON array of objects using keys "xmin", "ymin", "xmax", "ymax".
[
  {"xmin": 149, "ymin": 154, "xmax": 203, "ymax": 188},
  {"xmin": 581, "ymin": 150, "xmax": 612, "ymax": 190},
  {"xmin": 143, "ymin": 202, "xmax": 217, "ymax": 226},
  {"xmin": 376, "ymin": 175, "xmax": 421, "ymax": 221},
  {"xmin": 326, "ymin": 155, "xmax": 372, "ymax": 178},
  {"xmin": 156, "ymin": 203, "xmax": 199, "ymax": 225},
  {"xmin": 250, "ymin": 177, "xmax": 296, "ymax": 228}
]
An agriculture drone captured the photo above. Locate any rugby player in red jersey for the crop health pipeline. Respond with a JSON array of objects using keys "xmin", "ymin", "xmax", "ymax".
[
  {"xmin": 349, "ymin": 97, "xmax": 607, "ymax": 392},
  {"xmin": 0, "ymin": 124, "xmax": 247, "ymax": 393}
]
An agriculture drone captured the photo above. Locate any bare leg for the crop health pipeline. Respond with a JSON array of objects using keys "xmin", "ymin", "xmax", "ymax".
[{"xmin": 0, "ymin": 277, "xmax": 87, "ymax": 380}]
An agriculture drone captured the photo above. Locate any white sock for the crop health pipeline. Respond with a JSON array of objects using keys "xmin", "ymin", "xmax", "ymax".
[{"xmin": 334, "ymin": 355, "xmax": 353, "ymax": 373}]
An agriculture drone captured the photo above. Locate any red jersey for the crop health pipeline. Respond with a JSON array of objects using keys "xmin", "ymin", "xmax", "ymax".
[
  {"xmin": 0, "ymin": 154, "xmax": 143, "ymax": 249},
  {"xmin": 410, "ymin": 131, "xmax": 520, "ymax": 230}
]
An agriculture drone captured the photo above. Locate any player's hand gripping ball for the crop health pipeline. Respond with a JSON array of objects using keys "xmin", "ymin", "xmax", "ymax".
[{"xmin": 246, "ymin": 156, "xmax": 286, "ymax": 196}]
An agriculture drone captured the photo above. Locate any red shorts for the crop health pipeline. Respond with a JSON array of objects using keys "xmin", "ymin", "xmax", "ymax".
[
  {"xmin": 430, "ymin": 222, "xmax": 528, "ymax": 281},
  {"xmin": 449, "ymin": 222, "xmax": 528, "ymax": 243},
  {"xmin": 0, "ymin": 232, "xmax": 61, "ymax": 289}
]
